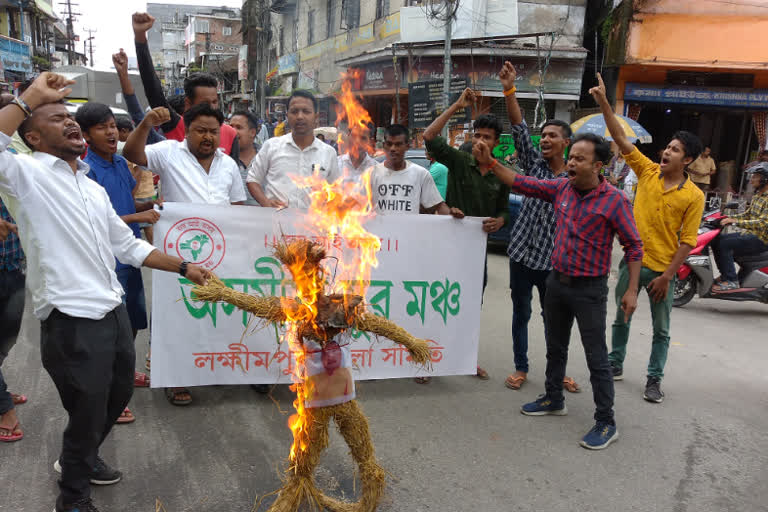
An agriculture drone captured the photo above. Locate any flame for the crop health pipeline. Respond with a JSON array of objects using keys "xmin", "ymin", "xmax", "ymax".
[
  {"xmin": 335, "ymin": 69, "xmax": 375, "ymax": 165},
  {"xmin": 282, "ymin": 81, "xmax": 380, "ymax": 466}
]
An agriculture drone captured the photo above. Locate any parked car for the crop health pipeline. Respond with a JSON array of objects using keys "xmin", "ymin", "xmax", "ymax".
[
  {"xmin": 373, "ymin": 148, "xmax": 429, "ymax": 169},
  {"xmin": 487, "ymin": 193, "xmax": 523, "ymax": 246}
]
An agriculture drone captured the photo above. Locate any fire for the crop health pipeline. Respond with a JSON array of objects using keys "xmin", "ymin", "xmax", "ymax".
[
  {"xmin": 282, "ymin": 81, "xmax": 380, "ymax": 466},
  {"xmin": 335, "ymin": 69, "xmax": 375, "ymax": 164}
]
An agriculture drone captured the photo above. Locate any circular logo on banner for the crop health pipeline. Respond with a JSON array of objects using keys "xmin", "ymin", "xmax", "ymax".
[{"xmin": 164, "ymin": 217, "xmax": 226, "ymax": 271}]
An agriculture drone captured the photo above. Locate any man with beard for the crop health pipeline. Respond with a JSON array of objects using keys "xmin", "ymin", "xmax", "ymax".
[
  {"xmin": 247, "ymin": 90, "xmax": 339, "ymax": 208},
  {"xmin": 0, "ymin": 72, "xmax": 211, "ymax": 512},
  {"xmin": 123, "ymin": 102, "xmax": 246, "ymax": 406}
]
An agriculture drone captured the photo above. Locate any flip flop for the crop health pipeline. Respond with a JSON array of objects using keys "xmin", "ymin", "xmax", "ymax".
[
  {"xmin": 414, "ymin": 377, "xmax": 431, "ymax": 384},
  {"xmin": 116, "ymin": 407, "xmax": 135, "ymax": 424},
  {"xmin": 11, "ymin": 393, "xmax": 27, "ymax": 405},
  {"xmin": 476, "ymin": 366, "xmax": 490, "ymax": 380},
  {"xmin": 134, "ymin": 371, "xmax": 150, "ymax": 387},
  {"xmin": 0, "ymin": 423, "xmax": 23, "ymax": 443},
  {"xmin": 563, "ymin": 376, "xmax": 581, "ymax": 393},
  {"xmin": 504, "ymin": 373, "xmax": 527, "ymax": 390}
]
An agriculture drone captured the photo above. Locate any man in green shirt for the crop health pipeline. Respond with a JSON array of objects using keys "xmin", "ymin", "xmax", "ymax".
[
  {"xmin": 423, "ymin": 87, "xmax": 511, "ymax": 380},
  {"xmin": 426, "ymin": 151, "xmax": 448, "ymax": 199}
]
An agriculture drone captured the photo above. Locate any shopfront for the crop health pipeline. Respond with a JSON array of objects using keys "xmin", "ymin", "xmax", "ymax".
[{"xmin": 616, "ymin": 68, "xmax": 768, "ymax": 193}]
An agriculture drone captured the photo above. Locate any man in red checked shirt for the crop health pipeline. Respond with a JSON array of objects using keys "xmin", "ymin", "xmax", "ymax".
[
  {"xmin": 477, "ymin": 132, "xmax": 643, "ymax": 451},
  {"xmin": 132, "ymin": 12, "xmax": 239, "ymax": 162}
]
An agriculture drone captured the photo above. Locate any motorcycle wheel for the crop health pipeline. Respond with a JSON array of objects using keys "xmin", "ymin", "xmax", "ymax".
[{"xmin": 673, "ymin": 274, "xmax": 697, "ymax": 307}]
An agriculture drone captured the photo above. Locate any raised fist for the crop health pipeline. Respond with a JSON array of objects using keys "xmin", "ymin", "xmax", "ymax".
[
  {"xmin": 132, "ymin": 12, "xmax": 155, "ymax": 35},
  {"xmin": 499, "ymin": 61, "xmax": 517, "ymax": 91},
  {"xmin": 144, "ymin": 107, "xmax": 170, "ymax": 127}
]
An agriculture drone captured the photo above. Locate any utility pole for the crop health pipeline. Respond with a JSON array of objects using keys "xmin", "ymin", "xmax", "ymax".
[
  {"xmin": 84, "ymin": 27, "xmax": 96, "ymax": 67},
  {"xmin": 244, "ymin": 0, "xmax": 272, "ymax": 117},
  {"xmin": 424, "ymin": 0, "xmax": 459, "ymax": 138},
  {"xmin": 58, "ymin": 0, "xmax": 80, "ymax": 65},
  {"xmin": 442, "ymin": 14, "xmax": 452, "ymax": 138}
]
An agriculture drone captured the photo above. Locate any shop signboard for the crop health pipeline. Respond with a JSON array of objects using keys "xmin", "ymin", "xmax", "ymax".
[
  {"xmin": 408, "ymin": 78, "xmax": 470, "ymax": 129},
  {"xmin": 405, "ymin": 57, "xmax": 583, "ymax": 96},
  {"xmin": 625, "ymin": 83, "xmax": 768, "ymax": 109},
  {"xmin": 277, "ymin": 53, "xmax": 298, "ymax": 75}
]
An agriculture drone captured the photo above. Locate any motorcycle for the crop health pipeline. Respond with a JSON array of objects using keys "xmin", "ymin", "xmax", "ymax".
[{"xmin": 673, "ymin": 202, "xmax": 768, "ymax": 307}]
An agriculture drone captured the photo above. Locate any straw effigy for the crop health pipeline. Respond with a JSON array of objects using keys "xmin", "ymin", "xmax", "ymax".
[{"xmin": 190, "ymin": 239, "xmax": 431, "ymax": 512}]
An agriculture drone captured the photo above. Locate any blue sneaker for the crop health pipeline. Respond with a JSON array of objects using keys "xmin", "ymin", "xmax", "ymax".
[
  {"xmin": 579, "ymin": 422, "xmax": 619, "ymax": 450},
  {"xmin": 520, "ymin": 395, "xmax": 567, "ymax": 416}
]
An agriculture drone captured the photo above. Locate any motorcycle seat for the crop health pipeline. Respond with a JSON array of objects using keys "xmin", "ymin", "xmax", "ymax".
[{"xmin": 735, "ymin": 251, "xmax": 768, "ymax": 264}]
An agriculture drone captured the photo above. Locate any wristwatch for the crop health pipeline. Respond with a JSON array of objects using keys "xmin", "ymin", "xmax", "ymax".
[{"xmin": 179, "ymin": 261, "xmax": 190, "ymax": 277}]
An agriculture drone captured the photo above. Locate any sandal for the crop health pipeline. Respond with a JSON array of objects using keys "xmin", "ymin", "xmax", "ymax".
[
  {"xmin": 563, "ymin": 376, "xmax": 581, "ymax": 393},
  {"xmin": 475, "ymin": 366, "xmax": 490, "ymax": 380},
  {"xmin": 11, "ymin": 393, "xmax": 27, "ymax": 405},
  {"xmin": 0, "ymin": 422, "xmax": 23, "ymax": 443},
  {"xmin": 165, "ymin": 387, "xmax": 192, "ymax": 406},
  {"xmin": 134, "ymin": 371, "xmax": 150, "ymax": 387},
  {"xmin": 711, "ymin": 281, "xmax": 739, "ymax": 293},
  {"xmin": 504, "ymin": 372, "xmax": 527, "ymax": 390},
  {"xmin": 116, "ymin": 407, "xmax": 135, "ymax": 424},
  {"xmin": 414, "ymin": 377, "xmax": 431, "ymax": 384}
]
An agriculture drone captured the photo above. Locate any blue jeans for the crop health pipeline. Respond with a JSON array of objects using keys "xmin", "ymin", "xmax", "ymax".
[
  {"xmin": 0, "ymin": 270, "xmax": 25, "ymax": 415},
  {"xmin": 712, "ymin": 232, "xmax": 768, "ymax": 282},
  {"xmin": 509, "ymin": 259, "xmax": 550, "ymax": 373}
]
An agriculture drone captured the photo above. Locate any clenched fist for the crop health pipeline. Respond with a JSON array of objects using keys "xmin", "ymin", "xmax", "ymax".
[{"xmin": 144, "ymin": 107, "xmax": 170, "ymax": 128}]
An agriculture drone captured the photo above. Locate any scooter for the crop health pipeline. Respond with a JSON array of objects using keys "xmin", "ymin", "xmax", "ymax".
[{"xmin": 673, "ymin": 204, "xmax": 768, "ymax": 307}]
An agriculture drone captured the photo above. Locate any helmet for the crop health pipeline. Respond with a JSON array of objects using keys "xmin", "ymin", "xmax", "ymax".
[{"xmin": 751, "ymin": 162, "xmax": 768, "ymax": 187}]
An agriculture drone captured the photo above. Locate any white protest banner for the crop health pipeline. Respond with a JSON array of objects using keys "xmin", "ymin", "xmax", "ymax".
[{"xmin": 150, "ymin": 203, "xmax": 486, "ymax": 387}]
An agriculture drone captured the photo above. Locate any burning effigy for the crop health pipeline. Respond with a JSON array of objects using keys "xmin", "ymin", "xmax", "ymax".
[{"xmin": 190, "ymin": 73, "xmax": 431, "ymax": 512}]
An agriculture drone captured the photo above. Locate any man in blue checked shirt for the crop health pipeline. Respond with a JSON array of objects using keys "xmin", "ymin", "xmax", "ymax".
[
  {"xmin": 0, "ymin": 198, "xmax": 25, "ymax": 443},
  {"xmin": 498, "ymin": 61, "xmax": 580, "ymax": 394}
]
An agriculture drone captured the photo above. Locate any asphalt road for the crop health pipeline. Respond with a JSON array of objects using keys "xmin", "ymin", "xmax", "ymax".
[{"xmin": 2, "ymin": 248, "xmax": 767, "ymax": 512}]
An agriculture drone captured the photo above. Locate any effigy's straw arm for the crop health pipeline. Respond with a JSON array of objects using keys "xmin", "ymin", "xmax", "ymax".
[{"xmin": 191, "ymin": 277, "xmax": 432, "ymax": 368}]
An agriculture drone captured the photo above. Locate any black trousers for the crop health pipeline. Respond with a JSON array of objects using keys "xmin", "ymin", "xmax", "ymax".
[
  {"xmin": 40, "ymin": 305, "xmax": 135, "ymax": 505},
  {"xmin": 0, "ymin": 269, "xmax": 25, "ymax": 416},
  {"xmin": 543, "ymin": 272, "xmax": 615, "ymax": 425}
]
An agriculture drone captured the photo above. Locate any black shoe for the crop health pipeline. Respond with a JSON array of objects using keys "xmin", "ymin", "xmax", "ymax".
[
  {"xmin": 610, "ymin": 362, "xmax": 623, "ymax": 381},
  {"xmin": 643, "ymin": 376, "xmax": 664, "ymax": 403},
  {"xmin": 54, "ymin": 456, "xmax": 122, "ymax": 485},
  {"xmin": 250, "ymin": 384, "xmax": 270, "ymax": 394},
  {"xmin": 54, "ymin": 496, "xmax": 101, "ymax": 512}
]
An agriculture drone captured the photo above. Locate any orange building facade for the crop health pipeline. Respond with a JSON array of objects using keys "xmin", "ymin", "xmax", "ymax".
[{"xmin": 605, "ymin": 0, "xmax": 768, "ymax": 191}]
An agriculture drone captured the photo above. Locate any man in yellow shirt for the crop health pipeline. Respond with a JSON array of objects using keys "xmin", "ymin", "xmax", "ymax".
[
  {"xmin": 689, "ymin": 146, "xmax": 717, "ymax": 191},
  {"xmin": 591, "ymin": 74, "xmax": 705, "ymax": 403}
]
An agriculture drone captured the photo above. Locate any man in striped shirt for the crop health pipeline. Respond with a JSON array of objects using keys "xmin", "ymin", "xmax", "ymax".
[{"xmin": 476, "ymin": 132, "xmax": 643, "ymax": 450}]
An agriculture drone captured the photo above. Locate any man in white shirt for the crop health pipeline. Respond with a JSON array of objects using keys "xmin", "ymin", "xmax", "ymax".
[
  {"xmin": 338, "ymin": 126, "xmax": 378, "ymax": 185},
  {"xmin": 123, "ymin": 102, "xmax": 246, "ymax": 406},
  {"xmin": 123, "ymin": 103, "xmax": 246, "ymax": 206},
  {"xmin": 0, "ymin": 72, "xmax": 210, "ymax": 512},
  {"xmin": 246, "ymin": 90, "xmax": 339, "ymax": 209},
  {"xmin": 371, "ymin": 124, "xmax": 459, "ymax": 216}
]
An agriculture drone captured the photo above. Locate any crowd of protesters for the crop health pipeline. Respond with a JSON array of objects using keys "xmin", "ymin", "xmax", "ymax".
[{"xmin": 1, "ymin": 10, "xmax": 768, "ymax": 511}]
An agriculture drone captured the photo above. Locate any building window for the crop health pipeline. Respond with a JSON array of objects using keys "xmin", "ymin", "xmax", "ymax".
[
  {"xmin": 342, "ymin": 0, "xmax": 360, "ymax": 29},
  {"xmin": 376, "ymin": 0, "xmax": 389, "ymax": 19},
  {"xmin": 196, "ymin": 20, "xmax": 209, "ymax": 33},
  {"xmin": 326, "ymin": 0, "xmax": 335, "ymax": 38},
  {"xmin": 223, "ymin": 26, "xmax": 232, "ymax": 36},
  {"xmin": 308, "ymin": 10, "xmax": 315, "ymax": 44},
  {"xmin": 279, "ymin": 26, "xmax": 285, "ymax": 55}
]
